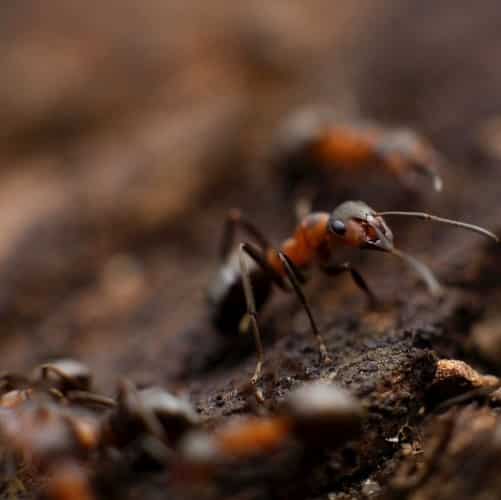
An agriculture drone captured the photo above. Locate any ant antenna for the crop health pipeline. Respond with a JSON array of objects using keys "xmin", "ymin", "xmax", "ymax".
[
  {"xmin": 390, "ymin": 248, "xmax": 443, "ymax": 297},
  {"xmin": 375, "ymin": 211, "xmax": 499, "ymax": 242}
]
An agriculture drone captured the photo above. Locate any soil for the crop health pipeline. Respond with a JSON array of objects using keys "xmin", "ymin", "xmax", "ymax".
[{"xmin": 1, "ymin": 1, "xmax": 501, "ymax": 499}]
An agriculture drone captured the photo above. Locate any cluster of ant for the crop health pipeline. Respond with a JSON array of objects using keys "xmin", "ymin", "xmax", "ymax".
[
  {"xmin": 0, "ymin": 108, "xmax": 497, "ymax": 499},
  {"xmin": 0, "ymin": 358, "xmax": 363, "ymax": 499},
  {"xmin": 0, "ymin": 358, "xmax": 201, "ymax": 498},
  {"xmin": 208, "ymin": 108, "xmax": 498, "ymax": 395}
]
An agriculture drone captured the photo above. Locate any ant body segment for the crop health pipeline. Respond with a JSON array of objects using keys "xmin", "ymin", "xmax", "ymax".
[
  {"xmin": 273, "ymin": 109, "xmax": 445, "ymax": 201},
  {"xmin": 208, "ymin": 202, "xmax": 497, "ymax": 388}
]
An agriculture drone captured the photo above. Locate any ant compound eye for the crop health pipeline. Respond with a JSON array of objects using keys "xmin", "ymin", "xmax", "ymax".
[{"xmin": 330, "ymin": 220, "xmax": 346, "ymax": 236}]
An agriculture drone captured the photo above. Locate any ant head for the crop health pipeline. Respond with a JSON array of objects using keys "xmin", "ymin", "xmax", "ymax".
[
  {"xmin": 328, "ymin": 201, "xmax": 394, "ymax": 252},
  {"xmin": 378, "ymin": 129, "xmax": 444, "ymax": 192}
]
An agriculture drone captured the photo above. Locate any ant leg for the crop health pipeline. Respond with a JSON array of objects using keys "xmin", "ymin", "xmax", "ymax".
[
  {"xmin": 220, "ymin": 209, "xmax": 272, "ymax": 259},
  {"xmin": 239, "ymin": 242, "xmax": 314, "ymax": 384},
  {"xmin": 238, "ymin": 244, "xmax": 266, "ymax": 385},
  {"xmin": 277, "ymin": 252, "xmax": 332, "ymax": 364},
  {"xmin": 242, "ymin": 242, "xmax": 287, "ymax": 288},
  {"xmin": 241, "ymin": 242, "xmax": 330, "ymax": 365},
  {"xmin": 321, "ymin": 262, "xmax": 378, "ymax": 307}
]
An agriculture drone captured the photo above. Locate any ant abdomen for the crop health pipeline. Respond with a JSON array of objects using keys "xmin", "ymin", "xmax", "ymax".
[{"xmin": 207, "ymin": 250, "xmax": 272, "ymax": 334}]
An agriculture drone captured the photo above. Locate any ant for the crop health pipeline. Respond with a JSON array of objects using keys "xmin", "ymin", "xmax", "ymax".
[
  {"xmin": 43, "ymin": 462, "xmax": 96, "ymax": 500},
  {"xmin": 0, "ymin": 401, "xmax": 101, "ymax": 466},
  {"xmin": 0, "ymin": 400, "xmax": 101, "ymax": 500},
  {"xmin": 0, "ymin": 381, "xmax": 200, "ymax": 498},
  {"xmin": 0, "ymin": 359, "xmax": 115, "ymax": 409},
  {"xmin": 208, "ymin": 201, "xmax": 498, "ymax": 389},
  {"xmin": 178, "ymin": 382, "xmax": 363, "ymax": 475},
  {"xmin": 38, "ymin": 359, "xmax": 93, "ymax": 393},
  {"xmin": 272, "ymin": 109, "xmax": 444, "ymax": 213},
  {"xmin": 101, "ymin": 380, "xmax": 199, "ymax": 451}
]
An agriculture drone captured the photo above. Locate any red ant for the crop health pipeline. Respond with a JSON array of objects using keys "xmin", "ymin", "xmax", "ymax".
[
  {"xmin": 0, "ymin": 359, "xmax": 116, "ymax": 409},
  {"xmin": 102, "ymin": 380, "xmax": 199, "ymax": 449},
  {"xmin": 180, "ymin": 381, "xmax": 363, "ymax": 465},
  {"xmin": 208, "ymin": 201, "xmax": 497, "ymax": 389},
  {"xmin": 273, "ymin": 109, "xmax": 444, "ymax": 210}
]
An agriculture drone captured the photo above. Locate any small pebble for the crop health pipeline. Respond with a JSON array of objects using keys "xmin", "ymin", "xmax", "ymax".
[{"xmin": 430, "ymin": 359, "xmax": 499, "ymax": 401}]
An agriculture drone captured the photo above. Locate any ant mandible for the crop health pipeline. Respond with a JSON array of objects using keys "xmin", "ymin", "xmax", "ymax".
[{"xmin": 208, "ymin": 201, "xmax": 498, "ymax": 388}]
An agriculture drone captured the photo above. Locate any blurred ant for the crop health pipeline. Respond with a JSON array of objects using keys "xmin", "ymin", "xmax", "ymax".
[
  {"xmin": 0, "ymin": 400, "xmax": 101, "ymax": 500},
  {"xmin": 38, "ymin": 360, "xmax": 115, "ymax": 409},
  {"xmin": 101, "ymin": 380, "xmax": 199, "ymax": 451},
  {"xmin": 208, "ymin": 201, "xmax": 498, "ymax": 388},
  {"xmin": 0, "ymin": 359, "xmax": 115, "ymax": 409},
  {"xmin": 0, "ymin": 377, "xmax": 199, "ymax": 498},
  {"xmin": 0, "ymin": 402, "xmax": 101, "ymax": 466},
  {"xmin": 0, "ymin": 381, "xmax": 200, "ymax": 498},
  {"xmin": 43, "ymin": 462, "xmax": 95, "ymax": 500},
  {"xmin": 273, "ymin": 109, "xmax": 444, "ymax": 214},
  {"xmin": 38, "ymin": 359, "xmax": 93, "ymax": 392},
  {"xmin": 179, "ymin": 382, "xmax": 363, "ymax": 468}
]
